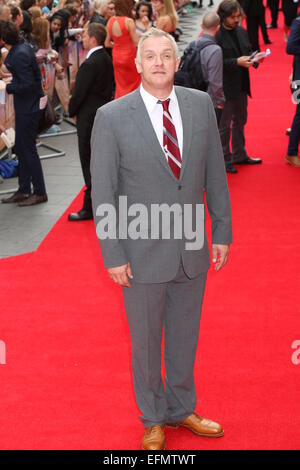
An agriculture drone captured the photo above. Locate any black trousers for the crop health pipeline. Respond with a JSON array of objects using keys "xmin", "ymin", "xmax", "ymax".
[
  {"xmin": 259, "ymin": 8, "xmax": 269, "ymax": 42},
  {"xmin": 247, "ymin": 16, "xmax": 260, "ymax": 52},
  {"xmin": 219, "ymin": 93, "xmax": 248, "ymax": 163},
  {"xmin": 288, "ymin": 102, "xmax": 300, "ymax": 156},
  {"xmin": 15, "ymin": 111, "xmax": 46, "ymax": 195},
  {"xmin": 77, "ymin": 119, "xmax": 94, "ymax": 213},
  {"xmin": 267, "ymin": 0, "xmax": 280, "ymax": 27}
]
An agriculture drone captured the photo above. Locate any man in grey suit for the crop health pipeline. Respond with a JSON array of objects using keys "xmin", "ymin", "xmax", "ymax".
[{"xmin": 91, "ymin": 28, "xmax": 232, "ymax": 450}]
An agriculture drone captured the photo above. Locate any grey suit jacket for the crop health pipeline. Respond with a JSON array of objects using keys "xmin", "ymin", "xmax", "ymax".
[{"xmin": 91, "ymin": 86, "xmax": 232, "ymax": 283}]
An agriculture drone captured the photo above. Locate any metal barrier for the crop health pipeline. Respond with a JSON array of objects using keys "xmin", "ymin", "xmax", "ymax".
[{"xmin": 0, "ymin": 56, "xmax": 68, "ymax": 195}]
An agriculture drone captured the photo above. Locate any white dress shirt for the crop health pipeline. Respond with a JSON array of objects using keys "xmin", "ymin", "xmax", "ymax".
[
  {"xmin": 85, "ymin": 45, "xmax": 103, "ymax": 60},
  {"xmin": 139, "ymin": 84, "xmax": 183, "ymax": 160}
]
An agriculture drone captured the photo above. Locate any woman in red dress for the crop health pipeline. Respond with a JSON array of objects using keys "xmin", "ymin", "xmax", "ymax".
[{"xmin": 106, "ymin": 0, "xmax": 141, "ymax": 99}]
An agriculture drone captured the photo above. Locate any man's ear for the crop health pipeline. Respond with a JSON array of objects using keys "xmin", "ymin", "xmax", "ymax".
[
  {"xmin": 135, "ymin": 58, "xmax": 142, "ymax": 74},
  {"xmin": 175, "ymin": 56, "xmax": 180, "ymax": 73},
  {"xmin": 91, "ymin": 37, "xmax": 98, "ymax": 48}
]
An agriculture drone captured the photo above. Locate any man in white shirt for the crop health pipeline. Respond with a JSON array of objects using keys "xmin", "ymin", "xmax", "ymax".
[
  {"xmin": 139, "ymin": 85, "xmax": 183, "ymax": 157},
  {"xmin": 91, "ymin": 28, "xmax": 232, "ymax": 450}
]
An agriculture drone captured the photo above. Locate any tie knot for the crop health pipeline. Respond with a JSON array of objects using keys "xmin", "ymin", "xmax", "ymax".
[{"xmin": 158, "ymin": 98, "xmax": 170, "ymax": 112}]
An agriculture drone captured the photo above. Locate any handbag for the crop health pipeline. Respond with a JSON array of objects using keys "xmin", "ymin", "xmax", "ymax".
[
  {"xmin": 0, "ymin": 159, "xmax": 18, "ymax": 178},
  {"xmin": 38, "ymin": 96, "xmax": 56, "ymax": 134}
]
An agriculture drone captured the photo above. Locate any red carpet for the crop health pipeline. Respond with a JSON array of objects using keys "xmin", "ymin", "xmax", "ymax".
[{"xmin": 1, "ymin": 16, "xmax": 300, "ymax": 450}]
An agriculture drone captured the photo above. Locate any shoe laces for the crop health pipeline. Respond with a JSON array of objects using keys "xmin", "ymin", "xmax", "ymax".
[
  {"xmin": 193, "ymin": 412, "xmax": 203, "ymax": 421},
  {"xmin": 147, "ymin": 425, "xmax": 162, "ymax": 435}
]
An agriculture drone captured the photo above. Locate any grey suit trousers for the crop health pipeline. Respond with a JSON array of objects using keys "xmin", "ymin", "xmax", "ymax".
[{"xmin": 122, "ymin": 261, "xmax": 207, "ymax": 428}]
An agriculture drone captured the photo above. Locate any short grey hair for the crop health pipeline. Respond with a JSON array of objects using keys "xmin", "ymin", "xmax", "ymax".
[
  {"xmin": 93, "ymin": 0, "xmax": 108, "ymax": 13},
  {"xmin": 136, "ymin": 27, "xmax": 179, "ymax": 63}
]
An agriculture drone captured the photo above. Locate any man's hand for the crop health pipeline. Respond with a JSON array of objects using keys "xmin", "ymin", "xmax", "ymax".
[
  {"xmin": 212, "ymin": 244, "xmax": 230, "ymax": 271},
  {"xmin": 55, "ymin": 63, "xmax": 64, "ymax": 79},
  {"xmin": 237, "ymin": 56, "xmax": 252, "ymax": 68},
  {"xmin": 107, "ymin": 263, "xmax": 133, "ymax": 288},
  {"xmin": 141, "ymin": 15, "xmax": 150, "ymax": 26},
  {"xmin": 255, "ymin": 57, "xmax": 264, "ymax": 64}
]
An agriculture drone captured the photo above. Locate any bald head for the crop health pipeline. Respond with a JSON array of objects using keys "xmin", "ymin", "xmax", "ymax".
[{"xmin": 201, "ymin": 12, "xmax": 220, "ymax": 34}]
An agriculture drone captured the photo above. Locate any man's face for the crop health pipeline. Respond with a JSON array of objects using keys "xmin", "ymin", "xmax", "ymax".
[
  {"xmin": 101, "ymin": 0, "xmax": 109, "ymax": 17},
  {"xmin": 16, "ymin": 9, "xmax": 24, "ymax": 27},
  {"xmin": 136, "ymin": 36, "xmax": 179, "ymax": 92},
  {"xmin": 82, "ymin": 28, "xmax": 91, "ymax": 50},
  {"xmin": 223, "ymin": 9, "xmax": 240, "ymax": 30}
]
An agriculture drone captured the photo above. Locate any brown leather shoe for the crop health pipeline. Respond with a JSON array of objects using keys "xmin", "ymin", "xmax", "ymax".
[
  {"xmin": 285, "ymin": 155, "xmax": 300, "ymax": 167},
  {"xmin": 18, "ymin": 194, "xmax": 48, "ymax": 206},
  {"xmin": 167, "ymin": 413, "xmax": 224, "ymax": 438},
  {"xmin": 1, "ymin": 191, "xmax": 30, "ymax": 204},
  {"xmin": 142, "ymin": 425, "xmax": 166, "ymax": 450}
]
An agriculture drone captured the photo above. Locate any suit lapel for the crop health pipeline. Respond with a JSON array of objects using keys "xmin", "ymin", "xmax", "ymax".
[
  {"xmin": 129, "ymin": 90, "xmax": 176, "ymax": 179},
  {"xmin": 129, "ymin": 87, "xmax": 193, "ymax": 182}
]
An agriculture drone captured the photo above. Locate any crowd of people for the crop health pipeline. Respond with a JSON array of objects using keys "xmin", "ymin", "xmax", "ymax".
[
  {"xmin": 0, "ymin": 0, "xmax": 299, "ymax": 210},
  {"xmin": 0, "ymin": 0, "xmax": 183, "ymax": 207}
]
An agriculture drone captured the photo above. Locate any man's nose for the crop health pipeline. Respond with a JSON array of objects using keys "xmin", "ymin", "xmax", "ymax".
[{"xmin": 154, "ymin": 55, "xmax": 163, "ymax": 65}]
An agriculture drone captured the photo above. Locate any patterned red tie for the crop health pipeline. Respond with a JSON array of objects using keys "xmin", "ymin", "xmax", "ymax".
[{"xmin": 158, "ymin": 99, "xmax": 182, "ymax": 179}]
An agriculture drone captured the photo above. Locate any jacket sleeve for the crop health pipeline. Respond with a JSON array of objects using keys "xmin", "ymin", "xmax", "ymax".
[
  {"xmin": 223, "ymin": 57, "xmax": 239, "ymax": 71},
  {"xmin": 206, "ymin": 47, "xmax": 225, "ymax": 107},
  {"xmin": 68, "ymin": 60, "xmax": 98, "ymax": 117},
  {"xmin": 204, "ymin": 94, "xmax": 233, "ymax": 245},
  {"xmin": 91, "ymin": 107, "xmax": 128, "ymax": 268},
  {"xmin": 287, "ymin": 19, "xmax": 300, "ymax": 55},
  {"xmin": 6, "ymin": 49, "xmax": 40, "ymax": 95}
]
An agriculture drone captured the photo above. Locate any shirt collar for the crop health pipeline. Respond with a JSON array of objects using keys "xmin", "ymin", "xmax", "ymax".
[
  {"xmin": 86, "ymin": 45, "xmax": 103, "ymax": 60},
  {"xmin": 202, "ymin": 33, "xmax": 217, "ymax": 43},
  {"xmin": 140, "ymin": 84, "xmax": 178, "ymax": 114}
]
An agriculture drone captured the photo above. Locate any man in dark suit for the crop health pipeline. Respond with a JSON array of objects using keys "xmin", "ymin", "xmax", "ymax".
[
  {"xmin": 239, "ymin": 0, "xmax": 271, "ymax": 52},
  {"xmin": 0, "ymin": 20, "xmax": 47, "ymax": 206},
  {"xmin": 68, "ymin": 23, "xmax": 113, "ymax": 221},
  {"xmin": 217, "ymin": 0, "xmax": 262, "ymax": 174}
]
